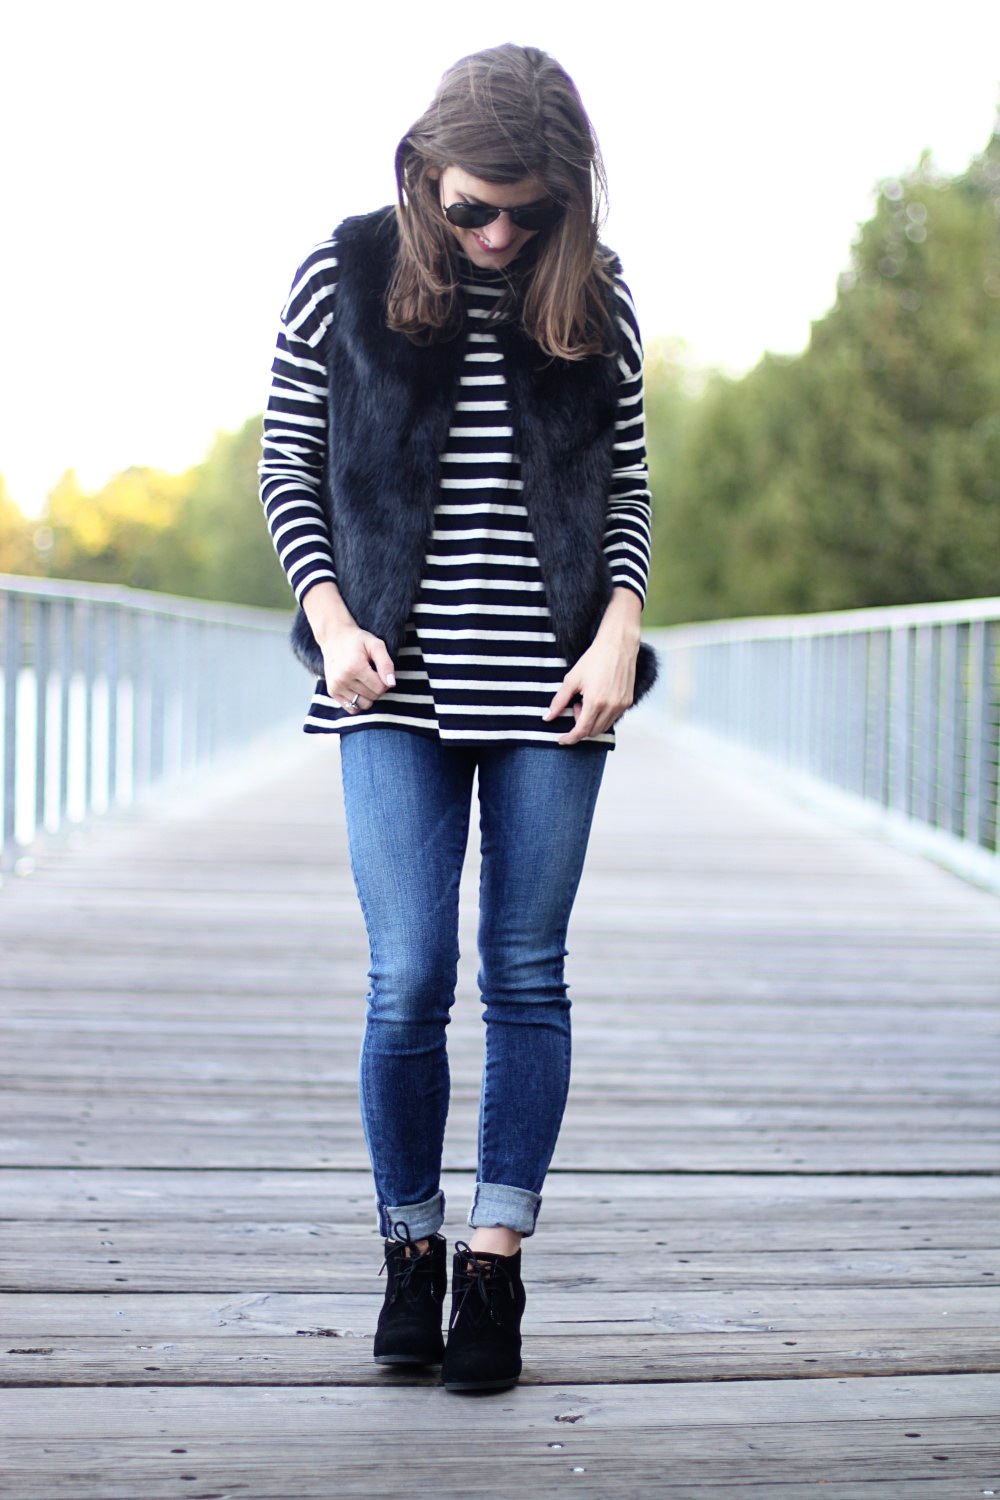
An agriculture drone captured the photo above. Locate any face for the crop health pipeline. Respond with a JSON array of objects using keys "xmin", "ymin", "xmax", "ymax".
[{"xmin": 434, "ymin": 165, "xmax": 552, "ymax": 270}]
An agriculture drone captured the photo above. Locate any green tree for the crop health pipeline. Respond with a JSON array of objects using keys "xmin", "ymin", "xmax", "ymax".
[
  {"xmin": 649, "ymin": 121, "xmax": 1000, "ymax": 624},
  {"xmin": 39, "ymin": 466, "xmax": 202, "ymax": 593},
  {"xmin": 643, "ymin": 338, "xmax": 704, "ymax": 623},
  {"xmin": 0, "ymin": 473, "xmax": 42, "ymax": 576},
  {"xmin": 29, "ymin": 424, "xmax": 291, "ymax": 609},
  {"xmin": 176, "ymin": 417, "xmax": 291, "ymax": 609}
]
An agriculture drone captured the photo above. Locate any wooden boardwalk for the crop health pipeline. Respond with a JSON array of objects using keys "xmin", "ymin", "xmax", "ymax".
[{"xmin": 1, "ymin": 722, "xmax": 998, "ymax": 1498}]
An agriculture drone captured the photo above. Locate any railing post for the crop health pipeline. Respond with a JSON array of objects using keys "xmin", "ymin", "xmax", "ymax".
[
  {"xmin": 33, "ymin": 596, "xmax": 51, "ymax": 838},
  {"xmin": 846, "ymin": 630, "xmax": 865, "ymax": 797},
  {"xmin": 56, "ymin": 599, "xmax": 73, "ymax": 831},
  {"xmin": 81, "ymin": 601, "xmax": 96, "ymax": 820},
  {"xmin": 912, "ymin": 622, "xmax": 936, "ymax": 827},
  {"xmin": 888, "ymin": 624, "xmax": 912, "ymax": 817},
  {"xmin": 868, "ymin": 627, "xmax": 890, "ymax": 807},
  {"xmin": 2, "ymin": 592, "xmax": 20, "ymax": 865},
  {"xmin": 178, "ymin": 614, "xmax": 197, "ymax": 774},
  {"xmin": 963, "ymin": 619, "xmax": 996, "ymax": 850},
  {"xmin": 791, "ymin": 634, "xmax": 807, "ymax": 773},
  {"xmin": 939, "ymin": 623, "xmax": 961, "ymax": 837},
  {"xmin": 134, "ymin": 610, "xmax": 153, "ymax": 799},
  {"xmin": 106, "ymin": 605, "xmax": 119, "ymax": 809},
  {"xmin": 148, "ymin": 612, "xmax": 166, "ymax": 790}
]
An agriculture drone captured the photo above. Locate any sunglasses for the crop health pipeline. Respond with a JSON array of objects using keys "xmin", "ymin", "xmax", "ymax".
[{"xmin": 443, "ymin": 198, "xmax": 565, "ymax": 232}]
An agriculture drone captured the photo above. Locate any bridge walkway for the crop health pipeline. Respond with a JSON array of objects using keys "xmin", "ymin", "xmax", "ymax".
[{"xmin": 1, "ymin": 726, "xmax": 998, "ymax": 1497}]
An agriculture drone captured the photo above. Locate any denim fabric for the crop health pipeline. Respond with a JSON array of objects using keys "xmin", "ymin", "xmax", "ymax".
[{"xmin": 338, "ymin": 727, "xmax": 608, "ymax": 1238}]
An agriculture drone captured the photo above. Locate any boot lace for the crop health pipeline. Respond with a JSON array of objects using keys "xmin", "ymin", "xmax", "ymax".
[
  {"xmin": 449, "ymin": 1239, "xmax": 516, "ymax": 1330},
  {"xmin": 380, "ymin": 1219, "xmax": 442, "ymax": 1306}
]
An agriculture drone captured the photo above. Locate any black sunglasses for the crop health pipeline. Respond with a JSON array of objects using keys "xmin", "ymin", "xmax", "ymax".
[{"xmin": 443, "ymin": 199, "xmax": 565, "ymax": 232}]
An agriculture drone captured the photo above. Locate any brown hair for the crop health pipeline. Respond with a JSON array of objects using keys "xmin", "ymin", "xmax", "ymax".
[{"xmin": 387, "ymin": 43, "xmax": 616, "ymax": 360}]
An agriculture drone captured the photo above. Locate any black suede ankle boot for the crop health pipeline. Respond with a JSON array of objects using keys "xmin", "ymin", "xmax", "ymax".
[
  {"xmin": 441, "ymin": 1240, "xmax": 526, "ymax": 1392},
  {"xmin": 373, "ymin": 1220, "xmax": 447, "ymax": 1366}
]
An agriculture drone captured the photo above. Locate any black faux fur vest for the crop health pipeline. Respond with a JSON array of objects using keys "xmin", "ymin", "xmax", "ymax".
[{"xmin": 289, "ymin": 206, "xmax": 658, "ymax": 706}]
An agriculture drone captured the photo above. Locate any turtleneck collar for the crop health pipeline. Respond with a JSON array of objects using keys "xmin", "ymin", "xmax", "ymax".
[{"xmin": 455, "ymin": 251, "xmax": 512, "ymax": 284}]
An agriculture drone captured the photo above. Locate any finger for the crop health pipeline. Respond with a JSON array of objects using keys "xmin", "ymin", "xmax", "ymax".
[
  {"xmin": 338, "ymin": 693, "xmax": 373, "ymax": 713},
  {"xmin": 558, "ymin": 718, "xmax": 596, "ymax": 745},
  {"xmin": 354, "ymin": 659, "xmax": 394, "ymax": 699},
  {"xmin": 558, "ymin": 701, "xmax": 610, "ymax": 745},
  {"xmin": 543, "ymin": 679, "xmax": 580, "ymax": 721},
  {"xmin": 331, "ymin": 664, "xmax": 385, "ymax": 702},
  {"xmin": 327, "ymin": 676, "xmax": 373, "ymax": 709},
  {"xmin": 363, "ymin": 636, "xmax": 397, "ymax": 688}
]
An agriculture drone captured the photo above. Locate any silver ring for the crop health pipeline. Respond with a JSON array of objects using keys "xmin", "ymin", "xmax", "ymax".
[{"xmin": 347, "ymin": 692, "xmax": 360, "ymax": 708}]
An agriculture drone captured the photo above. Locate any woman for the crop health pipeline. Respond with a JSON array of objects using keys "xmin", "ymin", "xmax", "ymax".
[{"xmin": 258, "ymin": 42, "xmax": 656, "ymax": 1392}]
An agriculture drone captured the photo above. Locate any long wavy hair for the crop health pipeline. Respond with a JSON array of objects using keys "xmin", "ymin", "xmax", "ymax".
[{"xmin": 387, "ymin": 44, "xmax": 616, "ymax": 360}]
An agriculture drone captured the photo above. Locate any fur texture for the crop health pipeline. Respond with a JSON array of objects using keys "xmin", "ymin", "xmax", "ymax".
[{"xmin": 290, "ymin": 206, "xmax": 658, "ymax": 707}]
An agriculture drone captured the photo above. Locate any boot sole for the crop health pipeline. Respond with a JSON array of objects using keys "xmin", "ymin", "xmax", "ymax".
[
  {"xmin": 443, "ymin": 1374, "xmax": 520, "ymax": 1391},
  {"xmin": 374, "ymin": 1352, "xmax": 443, "ymax": 1366}
]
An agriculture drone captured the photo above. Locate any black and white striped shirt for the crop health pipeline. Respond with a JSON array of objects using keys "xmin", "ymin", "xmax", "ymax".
[{"xmin": 258, "ymin": 230, "xmax": 652, "ymax": 749}]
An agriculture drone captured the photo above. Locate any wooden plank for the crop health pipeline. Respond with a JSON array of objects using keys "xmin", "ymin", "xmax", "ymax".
[
  {"xmin": 1, "ymin": 1223, "xmax": 998, "ymax": 1291},
  {"xmin": 5, "ymin": 1021, "xmax": 1000, "ymax": 1055},
  {"xmin": 4, "ymin": 1167, "xmax": 996, "ymax": 1212},
  {"xmin": 2, "ymin": 1130, "xmax": 996, "ymax": 1173},
  {"xmin": 2, "ymin": 1329, "xmax": 1000, "ymax": 1387},
  {"xmin": 3, "ymin": 1373, "xmax": 1000, "ymax": 1432},
  {"xmin": 0, "ymin": 1460, "xmax": 992, "ymax": 1500},
  {"xmin": 4, "ymin": 984, "xmax": 1000, "ymax": 1014},
  {"xmin": 2, "ymin": 1286, "xmax": 998, "ymax": 1336},
  {"xmin": 0, "ymin": 1379, "xmax": 998, "ymax": 1499}
]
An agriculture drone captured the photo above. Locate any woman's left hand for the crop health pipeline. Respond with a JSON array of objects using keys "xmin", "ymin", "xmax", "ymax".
[{"xmin": 543, "ymin": 587, "xmax": 642, "ymax": 746}]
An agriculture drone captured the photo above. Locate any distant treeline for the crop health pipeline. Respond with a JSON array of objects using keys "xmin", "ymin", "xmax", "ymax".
[
  {"xmin": 0, "ymin": 416, "xmax": 291, "ymax": 611},
  {"xmin": 645, "ymin": 126, "xmax": 1000, "ymax": 623},
  {"xmin": 2, "ymin": 126, "xmax": 998, "ymax": 624}
]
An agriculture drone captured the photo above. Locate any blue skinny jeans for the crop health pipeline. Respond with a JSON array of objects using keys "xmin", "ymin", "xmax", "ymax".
[{"xmin": 338, "ymin": 726, "xmax": 608, "ymax": 1239}]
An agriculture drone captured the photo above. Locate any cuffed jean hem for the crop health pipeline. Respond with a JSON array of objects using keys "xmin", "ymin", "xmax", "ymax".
[
  {"xmin": 378, "ymin": 1190, "xmax": 445, "ymax": 1241},
  {"xmin": 468, "ymin": 1180, "xmax": 542, "ymax": 1237}
]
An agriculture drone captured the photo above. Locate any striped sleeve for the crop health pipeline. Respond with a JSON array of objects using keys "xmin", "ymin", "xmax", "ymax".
[
  {"xmin": 257, "ymin": 236, "xmax": 340, "ymax": 603},
  {"xmin": 605, "ymin": 276, "xmax": 653, "ymax": 608}
]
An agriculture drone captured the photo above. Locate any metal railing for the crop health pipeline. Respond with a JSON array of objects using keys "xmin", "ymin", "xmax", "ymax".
[
  {"xmin": 643, "ymin": 597, "xmax": 1000, "ymax": 893},
  {"xmin": 1, "ymin": 575, "xmax": 306, "ymax": 870}
]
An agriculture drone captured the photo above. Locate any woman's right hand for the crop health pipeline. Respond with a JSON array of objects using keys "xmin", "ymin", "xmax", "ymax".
[
  {"xmin": 302, "ymin": 583, "xmax": 395, "ymax": 714},
  {"xmin": 319, "ymin": 623, "xmax": 396, "ymax": 713}
]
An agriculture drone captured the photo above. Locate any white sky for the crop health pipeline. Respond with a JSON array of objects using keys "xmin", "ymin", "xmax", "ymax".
[{"xmin": 1, "ymin": 0, "xmax": 998, "ymax": 517}]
